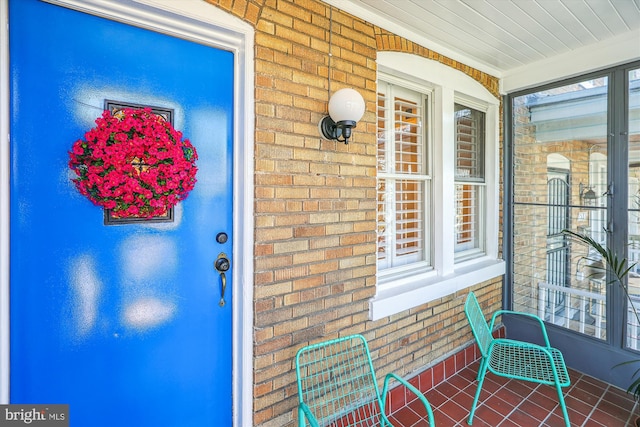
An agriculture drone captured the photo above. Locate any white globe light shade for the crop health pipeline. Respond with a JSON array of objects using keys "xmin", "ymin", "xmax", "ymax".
[{"xmin": 328, "ymin": 88, "xmax": 365, "ymax": 123}]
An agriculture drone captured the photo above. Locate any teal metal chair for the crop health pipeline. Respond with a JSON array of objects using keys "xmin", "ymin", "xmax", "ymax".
[
  {"xmin": 464, "ymin": 292, "xmax": 571, "ymax": 427},
  {"xmin": 295, "ymin": 334, "xmax": 435, "ymax": 427}
]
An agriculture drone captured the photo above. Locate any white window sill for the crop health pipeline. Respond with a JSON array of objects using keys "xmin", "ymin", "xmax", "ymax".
[{"xmin": 369, "ymin": 258, "xmax": 505, "ymax": 320}]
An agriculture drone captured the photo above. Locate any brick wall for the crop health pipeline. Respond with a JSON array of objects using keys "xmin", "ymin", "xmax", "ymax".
[{"xmin": 205, "ymin": 1, "xmax": 503, "ymax": 426}]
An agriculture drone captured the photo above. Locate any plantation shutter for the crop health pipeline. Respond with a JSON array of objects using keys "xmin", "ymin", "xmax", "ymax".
[{"xmin": 455, "ymin": 104, "xmax": 485, "ymax": 256}]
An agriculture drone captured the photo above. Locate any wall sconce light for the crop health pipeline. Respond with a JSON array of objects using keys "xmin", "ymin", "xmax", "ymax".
[
  {"xmin": 579, "ymin": 182, "xmax": 597, "ymax": 206},
  {"xmin": 318, "ymin": 88, "xmax": 365, "ymax": 144}
]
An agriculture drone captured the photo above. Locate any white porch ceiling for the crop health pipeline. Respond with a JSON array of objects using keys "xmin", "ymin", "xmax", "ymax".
[{"xmin": 324, "ymin": 0, "xmax": 640, "ymax": 90}]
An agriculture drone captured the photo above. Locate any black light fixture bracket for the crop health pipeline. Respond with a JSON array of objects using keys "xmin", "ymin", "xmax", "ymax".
[{"xmin": 319, "ymin": 116, "xmax": 356, "ymax": 144}]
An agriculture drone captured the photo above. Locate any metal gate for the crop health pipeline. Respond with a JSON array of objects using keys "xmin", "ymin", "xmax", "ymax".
[{"xmin": 546, "ymin": 173, "xmax": 570, "ymax": 312}]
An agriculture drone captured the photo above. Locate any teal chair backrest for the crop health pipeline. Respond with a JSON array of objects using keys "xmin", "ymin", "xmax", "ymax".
[
  {"xmin": 295, "ymin": 334, "xmax": 383, "ymax": 426},
  {"xmin": 464, "ymin": 292, "xmax": 493, "ymax": 358}
]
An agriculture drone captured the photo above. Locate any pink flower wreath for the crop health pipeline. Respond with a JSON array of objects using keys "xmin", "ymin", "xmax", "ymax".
[{"xmin": 69, "ymin": 108, "xmax": 198, "ymax": 218}]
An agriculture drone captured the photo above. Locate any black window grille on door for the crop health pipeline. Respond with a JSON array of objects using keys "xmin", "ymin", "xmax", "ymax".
[{"xmin": 547, "ymin": 173, "xmax": 570, "ymax": 312}]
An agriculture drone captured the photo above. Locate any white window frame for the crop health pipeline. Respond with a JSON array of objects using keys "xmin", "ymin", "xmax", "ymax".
[
  {"xmin": 371, "ymin": 52, "xmax": 505, "ymax": 320},
  {"xmin": 454, "ymin": 97, "xmax": 488, "ymax": 262},
  {"xmin": 377, "ymin": 78, "xmax": 432, "ymax": 281}
]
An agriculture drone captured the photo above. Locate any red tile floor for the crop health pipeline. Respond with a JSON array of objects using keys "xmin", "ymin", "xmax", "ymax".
[{"xmin": 388, "ymin": 363, "xmax": 640, "ymax": 426}]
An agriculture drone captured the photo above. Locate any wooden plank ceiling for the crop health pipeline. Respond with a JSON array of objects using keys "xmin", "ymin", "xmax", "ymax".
[{"xmin": 324, "ymin": 0, "xmax": 640, "ymax": 76}]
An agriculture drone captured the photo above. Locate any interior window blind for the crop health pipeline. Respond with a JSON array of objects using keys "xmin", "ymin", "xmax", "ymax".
[
  {"xmin": 377, "ymin": 90, "xmax": 389, "ymax": 264},
  {"xmin": 377, "ymin": 83, "xmax": 427, "ymax": 269},
  {"xmin": 394, "ymin": 97, "xmax": 423, "ymax": 261},
  {"xmin": 455, "ymin": 104, "xmax": 484, "ymax": 182},
  {"xmin": 455, "ymin": 103, "xmax": 485, "ymax": 255}
]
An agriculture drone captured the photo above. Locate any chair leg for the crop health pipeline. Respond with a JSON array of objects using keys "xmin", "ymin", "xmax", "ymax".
[
  {"xmin": 468, "ymin": 361, "xmax": 488, "ymax": 425},
  {"xmin": 554, "ymin": 382, "xmax": 570, "ymax": 427},
  {"xmin": 476, "ymin": 357, "xmax": 487, "ymax": 381}
]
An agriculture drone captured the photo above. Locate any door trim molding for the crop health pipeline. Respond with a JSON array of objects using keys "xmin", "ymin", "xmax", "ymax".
[
  {"xmin": 1, "ymin": 1, "xmax": 255, "ymax": 426},
  {"xmin": 0, "ymin": 0, "xmax": 10, "ymax": 406}
]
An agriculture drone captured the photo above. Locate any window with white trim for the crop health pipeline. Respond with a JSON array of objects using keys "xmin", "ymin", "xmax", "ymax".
[
  {"xmin": 454, "ymin": 103, "xmax": 486, "ymax": 260},
  {"xmin": 377, "ymin": 82, "xmax": 431, "ymax": 274},
  {"xmin": 371, "ymin": 53, "xmax": 504, "ymax": 320}
]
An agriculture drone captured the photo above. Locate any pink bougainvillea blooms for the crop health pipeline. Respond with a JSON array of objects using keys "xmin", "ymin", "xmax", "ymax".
[{"xmin": 69, "ymin": 108, "xmax": 198, "ymax": 218}]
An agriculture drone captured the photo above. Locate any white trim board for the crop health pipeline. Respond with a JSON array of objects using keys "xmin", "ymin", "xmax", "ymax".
[
  {"xmin": 0, "ymin": 0, "xmax": 11, "ymax": 405},
  {"xmin": 501, "ymin": 29, "xmax": 640, "ymax": 93},
  {"xmin": 2, "ymin": 2, "xmax": 255, "ymax": 426}
]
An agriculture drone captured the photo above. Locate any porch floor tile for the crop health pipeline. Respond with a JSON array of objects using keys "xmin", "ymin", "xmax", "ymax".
[{"xmin": 389, "ymin": 362, "xmax": 640, "ymax": 426}]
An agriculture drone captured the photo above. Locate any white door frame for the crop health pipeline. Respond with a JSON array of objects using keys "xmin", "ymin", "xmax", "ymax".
[{"xmin": 0, "ymin": 1, "xmax": 255, "ymax": 425}]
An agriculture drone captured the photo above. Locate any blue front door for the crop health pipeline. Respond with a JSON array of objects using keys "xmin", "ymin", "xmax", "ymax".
[{"xmin": 9, "ymin": 1, "xmax": 234, "ymax": 425}]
